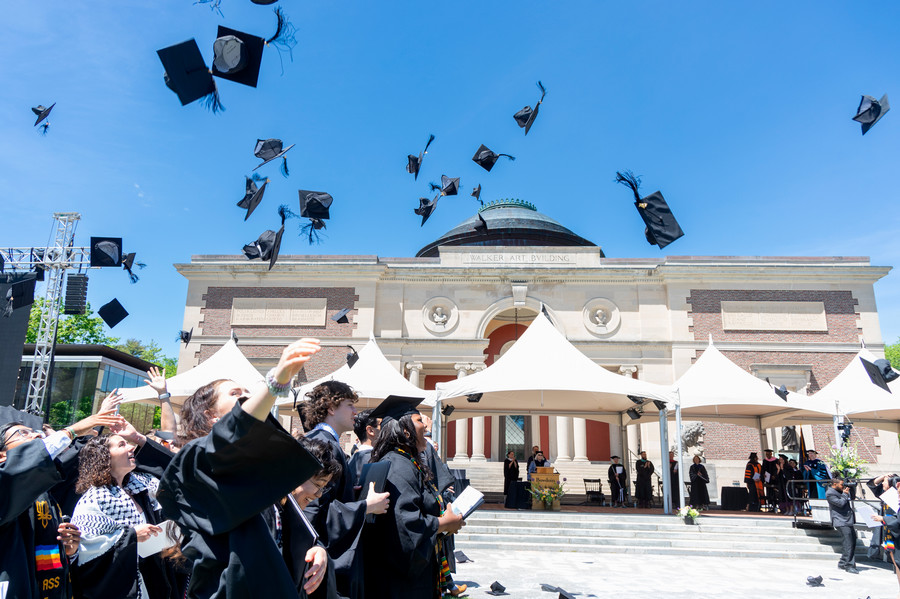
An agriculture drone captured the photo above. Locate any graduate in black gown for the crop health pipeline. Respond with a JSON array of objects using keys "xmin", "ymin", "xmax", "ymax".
[
  {"xmin": 362, "ymin": 396, "xmax": 465, "ymax": 599},
  {"xmin": 503, "ymin": 451, "xmax": 519, "ymax": 496},
  {"xmin": 0, "ymin": 408, "xmax": 122, "ymax": 599},
  {"xmin": 156, "ymin": 338, "xmax": 325, "ymax": 599},
  {"xmin": 688, "ymin": 455, "xmax": 710, "ymax": 509},
  {"xmin": 634, "ymin": 451, "xmax": 655, "ymax": 509},
  {"xmin": 301, "ymin": 382, "xmax": 390, "ymax": 599},
  {"xmin": 669, "ymin": 451, "xmax": 680, "ymax": 509},
  {"xmin": 607, "ymin": 456, "xmax": 627, "ymax": 507},
  {"xmin": 347, "ymin": 410, "xmax": 380, "ymax": 485}
]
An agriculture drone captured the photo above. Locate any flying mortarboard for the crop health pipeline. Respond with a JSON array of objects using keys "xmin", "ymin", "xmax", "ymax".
[
  {"xmin": 178, "ymin": 328, "xmax": 193, "ymax": 344},
  {"xmin": 332, "ymin": 308, "xmax": 351, "ymax": 324},
  {"xmin": 472, "ymin": 144, "xmax": 515, "ymax": 172},
  {"xmin": 267, "ymin": 205, "xmax": 289, "ymax": 270},
  {"xmin": 157, "ymin": 39, "xmax": 224, "ymax": 112},
  {"xmin": 861, "ymin": 357, "xmax": 898, "ymax": 392},
  {"xmin": 242, "ymin": 229, "xmax": 276, "ymax": 261},
  {"xmin": 237, "ymin": 174, "xmax": 269, "ymax": 220},
  {"xmin": 297, "ymin": 190, "xmax": 333, "ymax": 244},
  {"xmin": 98, "ymin": 298, "xmax": 129, "ymax": 328},
  {"xmin": 486, "ymin": 581, "xmax": 508, "ymax": 596},
  {"xmin": 211, "ymin": 8, "xmax": 297, "ymax": 88},
  {"xmin": 615, "ymin": 171, "xmax": 684, "ymax": 249},
  {"xmin": 513, "ymin": 81, "xmax": 546, "ymax": 135},
  {"xmin": 32, "ymin": 103, "xmax": 55, "ymax": 135},
  {"xmin": 346, "ymin": 346, "xmax": 359, "ymax": 368},
  {"xmin": 852, "ymin": 94, "xmax": 890, "ymax": 135},
  {"xmin": 430, "ymin": 175, "xmax": 459, "ymax": 197},
  {"xmin": 414, "ymin": 196, "xmax": 439, "ymax": 226},
  {"xmin": 253, "ymin": 138, "xmax": 295, "ymax": 176},
  {"xmin": 369, "ymin": 395, "xmax": 423, "ymax": 424},
  {"xmin": 90, "ymin": 237, "xmax": 123, "ymax": 267},
  {"xmin": 2, "ymin": 277, "xmax": 36, "ymax": 318},
  {"xmin": 471, "ymin": 184, "xmax": 482, "ymax": 205},
  {"xmin": 474, "ymin": 212, "xmax": 488, "ymax": 233},
  {"xmin": 766, "ymin": 377, "xmax": 789, "ymax": 401},
  {"xmin": 406, "ymin": 134, "xmax": 435, "ymax": 180},
  {"xmin": 122, "ymin": 253, "xmax": 146, "ymax": 284}
]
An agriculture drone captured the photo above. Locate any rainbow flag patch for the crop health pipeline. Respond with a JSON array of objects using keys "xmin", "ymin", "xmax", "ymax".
[{"xmin": 35, "ymin": 545, "xmax": 62, "ymax": 571}]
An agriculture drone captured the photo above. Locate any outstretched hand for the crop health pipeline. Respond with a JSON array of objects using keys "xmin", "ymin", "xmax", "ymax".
[
  {"xmin": 98, "ymin": 390, "xmax": 123, "ymax": 414},
  {"xmin": 303, "ymin": 546, "xmax": 328, "ymax": 594},
  {"xmin": 72, "ymin": 409, "xmax": 124, "ymax": 437},
  {"xmin": 272, "ymin": 338, "xmax": 321, "ymax": 384},
  {"xmin": 143, "ymin": 366, "xmax": 167, "ymax": 395}
]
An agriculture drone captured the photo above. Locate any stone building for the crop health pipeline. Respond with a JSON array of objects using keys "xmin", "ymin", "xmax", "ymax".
[{"xmin": 174, "ymin": 199, "xmax": 894, "ymax": 494}]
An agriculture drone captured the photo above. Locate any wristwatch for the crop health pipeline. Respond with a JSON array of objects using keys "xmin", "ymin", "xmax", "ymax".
[{"xmin": 158, "ymin": 392, "xmax": 171, "ymax": 401}]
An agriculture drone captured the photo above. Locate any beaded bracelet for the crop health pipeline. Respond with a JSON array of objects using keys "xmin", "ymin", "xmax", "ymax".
[
  {"xmin": 266, "ymin": 368, "xmax": 292, "ymax": 397},
  {"xmin": 64, "ymin": 427, "xmax": 76, "ymax": 441}
]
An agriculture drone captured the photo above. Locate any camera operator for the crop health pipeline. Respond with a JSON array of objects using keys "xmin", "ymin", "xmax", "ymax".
[{"xmin": 826, "ymin": 477, "xmax": 858, "ymax": 574}]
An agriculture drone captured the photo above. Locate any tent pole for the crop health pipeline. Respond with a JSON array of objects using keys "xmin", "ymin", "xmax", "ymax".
[
  {"xmin": 675, "ymin": 392, "xmax": 685, "ymax": 511},
  {"xmin": 833, "ymin": 401, "xmax": 842, "ymax": 447},
  {"xmin": 432, "ymin": 395, "xmax": 443, "ymax": 460},
  {"xmin": 659, "ymin": 408, "xmax": 671, "ymax": 515}
]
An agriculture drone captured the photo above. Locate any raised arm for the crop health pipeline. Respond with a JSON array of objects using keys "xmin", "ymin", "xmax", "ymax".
[{"xmin": 242, "ymin": 338, "xmax": 321, "ymax": 421}]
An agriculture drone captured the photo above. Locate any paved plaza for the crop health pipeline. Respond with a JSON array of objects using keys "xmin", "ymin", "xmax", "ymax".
[{"xmin": 451, "ymin": 548, "xmax": 897, "ymax": 598}]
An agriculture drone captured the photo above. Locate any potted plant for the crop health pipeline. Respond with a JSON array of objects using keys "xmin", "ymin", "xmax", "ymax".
[
  {"xmin": 677, "ymin": 505, "xmax": 701, "ymax": 524},
  {"xmin": 827, "ymin": 443, "xmax": 868, "ymax": 498},
  {"xmin": 528, "ymin": 481, "xmax": 567, "ymax": 510}
]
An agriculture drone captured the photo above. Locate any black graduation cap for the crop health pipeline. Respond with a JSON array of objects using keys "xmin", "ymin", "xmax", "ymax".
[
  {"xmin": 766, "ymin": 378, "xmax": 789, "ymax": 401},
  {"xmin": 806, "ymin": 575, "xmax": 824, "ymax": 587},
  {"xmin": 430, "ymin": 175, "xmax": 459, "ymax": 197},
  {"xmin": 852, "ymin": 94, "xmax": 890, "ymax": 135},
  {"xmin": 474, "ymin": 212, "xmax": 488, "ymax": 233},
  {"xmin": 237, "ymin": 174, "xmax": 269, "ymax": 220},
  {"xmin": 539, "ymin": 584, "xmax": 559, "ymax": 592},
  {"xmin": 406, "ymin": 134, "xmax": 434, "ymax": 181},
  {"xmin": 615, "ymin": 171, "xmax": 684, "ymax": 249},
  {"xmin": 861, "ymin": 357, "xmax": 897, "ymax": 392},
  {"xmin": 471, "ymin": 184, "xmax": 482, "ymax": 205},
  {"xmin": 346, "ymin": 346, "xmax": 359, "ymax": 368},
  {"xmin": 332, "ymin": 308, "xmax": 351, "ymax": 324},
  {"xmin": 253, "ymin": 138, "xmax": 295, "ymax": 176},
  {"xmin": 297, "ymin": 190, "xmax": 333, "ymax": 244},
  {"xmin": 472, "ymin": 144, "xmax": 515, "ymax": 172},
  {"xmin": 122, "ymin": 252, "xmax": 145, "ymax": 284},
  {"xmin": 211, "ymin": 9, "xmax": 296, "ymax": 88},
  {"xmin": 98, "ymin": 298, "xmax": 129, "ymax": 328},
  {"xmin": 414, "ymin": 196, "xmax": 439, "ymax": 226},
  {"xmin": 90, "ymin": 237, "xmax": 123, "ymax": 267},
  {"xmin": 369, "ymin": 395, "xmax": 423, "ymax": 424},
  {"xmin": 513, "ymin": 81, "xmax": 546, "ymax": 135},
  {"xmin": 267, "ymin": 206, "xmax": 289, "ymax": 270},
  {"xmin": 32, "ymin": 103, "xmax": 55, "ymax": 126},
  {"xmin": 157, "ymin": 39, "xmax": 223, "ymax": 112},
  {"xmin": 178, "ymin": 328, "xmax": 193, "ymax": 344},
  {"xmin": 486, "ymin": 581, "xmax": 508, "ymax": 596},
  {"xmin": 155, "ymin": 430, "xmax": 175, "ymax": 442},
  {"xmin": 242, "ymin": 229, "xmax": 277, "ymax": 261},
  {"xmin": 2, "ymin": 277, "xmax": 36, "ymax": 318}
]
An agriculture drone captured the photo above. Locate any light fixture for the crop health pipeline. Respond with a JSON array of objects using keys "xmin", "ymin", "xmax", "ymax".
[
  {"xmin": 627, "ymin": 395, "xmax": 645, "ymax": 405},
  {"xmin": 626, "ymin": 408, "xmax": 642, "ymax": 421},
  {"xmin": 441, "ymin": 404, "xmax": 455, "ymax": 416},
  {"xmin": 652, "ymin": 400, "xmax": 668, "ymax": 411},
  {"xmin": 466, "ymin": 393, "xmax": 483, "ymax": 403}
]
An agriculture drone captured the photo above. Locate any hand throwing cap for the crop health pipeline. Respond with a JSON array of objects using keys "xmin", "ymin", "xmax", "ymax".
[
  {"xmin": 98, "ymin": 298, "xmax": 129, "ymax": 328},
  {"xmin": 90, "ymin": 237, "xmax": 123, "ymax": 267},
  {"xmin": 369, "ymin": 395, "xmax": 423, "ymax": 424},
  {"xmin": 472, "ymin": 144, "xmax": 515, "ymax": 172},
  {"xmin": 406, "ymin": 134, "xmax": 435, "ymax": 180},
  {"xmin": 615, "ymin": 171, "xmax": 684, "ymax": 249},
  {"xmin": 157, "ymin": 39, "xmax": 222, "ymax": 111},
  {"xmin": 852, "ymin": 94, "xmax": 890, "ymax": 135},
  {"xmin": 513, "ymin": 81, "xmax": 546, "ymax": 135}
]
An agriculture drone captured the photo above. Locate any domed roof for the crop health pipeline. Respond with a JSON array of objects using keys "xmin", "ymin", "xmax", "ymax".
[{"xmin": 416, "ymin": 199, "xmax": 599, "ymax": 258}]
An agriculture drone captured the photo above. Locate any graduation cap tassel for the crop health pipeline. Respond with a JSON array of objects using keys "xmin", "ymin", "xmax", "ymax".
[
  {"xmin": 194, "ymin": 0, "xmax": 223, "ymax": 17},
  {"xmin": 536, "ymin": 80, "xmax": 547, "ymax": 102},
  {"xmin": 281, "ymin": 157, "xmax": 289, "ymax": 178},
  {"xmin": 301, "ymin": 221, "xmax": 325, "ymax": 245},
  {"xmin": 278, "ymin": 204, "xmax": 294, "ymax": 224},
  {"xmin": 266, "ymin": 7, "xmax": 298, "ymax": 69},
  {"xmin": 201, "ymin": 86, "xmax": 225, "ymax": 114},
  {"xmin": 423, "ymin": 134, "xmax": 435, "ymax": 154},
  {"xmin": 498, "ymin": 153, "xmax": 516, "ymax": 162},
  {"xmin": 615, "ymin": 170, "xmax": 643, "ymax": 202},
  {"xmin": 38, "ymin": 123, "xmax": 49, "ymax": 136},
  {"xmin": 429, "ymin": 182, "xmax": 441, "ymax": 193},
  {"xmin": 126, "ymin": 270, "xmax": 140, "ymax": 284},
  {"xmin": 251, "ymin": 172, "xmax": 266, "ymax": 183}
]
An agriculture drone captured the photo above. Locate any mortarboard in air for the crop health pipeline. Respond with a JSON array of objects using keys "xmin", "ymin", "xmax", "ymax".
[
  {"xmin": 471, "ymin": 184, "xmax": 482, "ymax": 205},
  {"xmin": 237, "ymin": 174, "xmax": 269, "ymax": 220},
  {"xmin": 267, "ymin": 205, "xmax": 289, "ymax": 270},
  {"xmin": 346, "ymin": 346, "xmax": 359, "ymax": 368},
  {"xmin": 615, "ymin": 171, "xmax": 684, "ymax": 249},
  {"xmin": 157, "ymin": 39, "xmax": 224, "ymax": 113},
  {"xmin": 430, "ymin": 175, "xmax": 460, "ymax": 196},
  {"xmin": 414, "ymin": 196, "xmax": 439, "ymax": 226},
  {"xmin": 474, "ymin": 212, "xmax": 488, "ymax": 233},
  {"xmin": 242, "ymin": 229, "xmax": 276, "ymax": 261},
  {"xmin": 472, "ymin": 144, "xmax": 515, "ymax": 172},
  {"xmin": 332, "ymin": 308, "xmax": 351, "ymax": 324},
  {"xmin": 369, "ymin": 395, "xmax": 423, "ymax": 424},
  {"xmin": 767, "ymin": 378, "xmax": 789, "ymax": 401},
  {"xmin": 32, "ymin": 103, "xmax": 55, "ymax": 135},
  {"xmin": 178, "ymin": 328, "xmax": 193, "ymax": 344},
  {"xmin": 513, "ymin": 80, "xmax": 546, "ymax": 135},
  {"xmin": 852, "ymin": 94, "xmax": 890, "ymax": 135},
  {"xmin": 98, "ymin": 298, "xmax": 129, "ymax": 328},
  {"xmin": 211, "ymin": 8, "xmax": 297, "ymax": 88},
  {"xmin": 122, "ymin": 252, "xmax": 146, "ymax": 284},
  {"xmin": 486, "ymin": 581, "xmax": 508, "ymax": 596},
  {"xmin": 860, "ymin": 357, "xmax": 898, "ymax": 392},
  {"xmin": 253, "ymin": 138, "xmax": 295, "ymax": 176},
  {"xmin": 3, "ymin": 277, "xmax": 37, "ymax": 318},
  {"xmin": 297, "ymin": 190, "xmax": 333, "ymax": 244},
  {"xmin": 406, "ymin": 134, "xmax": 435, "ymax": 181},
  {"xmin": 90, "ymin": 237, "xmax": 123, "ymax": 267}
]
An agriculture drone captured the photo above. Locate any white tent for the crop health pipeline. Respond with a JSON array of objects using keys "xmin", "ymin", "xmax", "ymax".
[
  {"xmin": 119, "ymin": 339, "xmax": 265, "ymax": 407},
  {"xmin": 811, "ymin": 349, "xmax": 900, "ymax": 432},
  {"xmin": 435, "ymin": 312, "xmax": 675, "ymax": 421},
  {"xmin": 275, "ymin": 335, "xmax": 435, "ymax": 412}
]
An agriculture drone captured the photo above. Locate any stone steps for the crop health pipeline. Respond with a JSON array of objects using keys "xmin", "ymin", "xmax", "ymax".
[{"xmin": 452, "ymin": 510, "xmax": 871, "ymax": 561}]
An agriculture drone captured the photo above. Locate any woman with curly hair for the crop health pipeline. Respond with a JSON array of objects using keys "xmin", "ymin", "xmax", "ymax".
[
  {"xmin": 156, "ymin": 338, "xmax": 326, "ymax": 599},
  {"xmin": 70, "ymin": 421, "xmax": 182, "ymax": 599},
  {"xmin": 362, "ymin": 396, "xmax": 465, "ymax": 599}
]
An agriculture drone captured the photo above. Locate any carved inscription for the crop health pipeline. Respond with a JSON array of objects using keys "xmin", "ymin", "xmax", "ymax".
[
  {"xmin": 721, "ymin": 301, "xmax": 827, "ymax": 331},
  {"xmin": 462, "ymin": 252, "xmax": 572, "ymax": 265},
  {"xmin": 232, "ymin": 298, "xmax": 327, "ymax": 326}
]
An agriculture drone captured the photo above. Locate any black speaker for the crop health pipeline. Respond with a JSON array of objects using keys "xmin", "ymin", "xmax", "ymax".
[
  {"xmin": 0, "ymin": 275, "xmax": 35, "ymax": 407},
  {"xmin": 64, "ymin": 274, "xmax": 88, "ymax": 315}
]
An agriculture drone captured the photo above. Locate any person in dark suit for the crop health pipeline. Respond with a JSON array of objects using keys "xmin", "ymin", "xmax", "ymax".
[
  {"xmin": 503, "ymin": 451, "xmax": 519, "ymax": 496},
  {"xmin": 825, "ymin": 478, "xmax": 858, "ymax": 573}
]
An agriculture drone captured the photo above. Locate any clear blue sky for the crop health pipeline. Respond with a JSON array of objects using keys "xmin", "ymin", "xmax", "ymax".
[{"xmin": 2, "ymin": 1, "xmax": 899, "ymax": 358}]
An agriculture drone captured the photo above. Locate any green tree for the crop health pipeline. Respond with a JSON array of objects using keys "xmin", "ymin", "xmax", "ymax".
[
  {"xmin": 114, "ymin": 338, "xmax": 178, "ymax": 376},
  {"xmin": 886, "ymin": 337, "xmax": 900, "ymax": 370},
  {"xmin": 26, "ymin": 298, "xmax": 119, "ymax": 345}
]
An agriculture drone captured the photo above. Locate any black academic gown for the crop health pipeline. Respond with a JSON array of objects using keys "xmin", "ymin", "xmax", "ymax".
[
  {"xmin": 669, "ymin": 460, "xmax": 680, "ymax": 508},
  {"xmin": 278, "ymin": 500, "xmax": 338, "ymax": 599},
  {"xmin": 688, "ymin": 463, "xmax": 710, "ymax": 507},
  {"xmin": 423, "ymin": 443, "xmax": 457, "ymax": 573},
  {"xmin": 157, "ymin": 404, "xmax": 321, "ymax": 599},
  {"xmin": 634, "ymin": 459, "xmax": 654, "ymax": 505},
  {"xmin": 503, "ymin": 459, "xmax": 519, "ymax": 495},
  {"xmin": 607, "ymin": 463, "xmax": 627, "ymax": 504},
  {"xmin": 0, "ymin": 440, "xmax": 74, "ymax": 599},
  {"xmin": 302, "ymin": 428, "xmax": 367, "ymax": 599},
  {"xmin": 347, "ymin": 447, "xmax": 372, "ymax": 487},
  {"xmin": 362, "ymin": 451, "xmax": 441, "ymax": 599}
]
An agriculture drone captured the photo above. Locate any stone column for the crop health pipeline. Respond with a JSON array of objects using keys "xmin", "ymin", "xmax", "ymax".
[
  {"xmin": 556, "ymin": 416, "xmax": 572, "ymax": 462},
  {"xmin": 406, "ymin": 362, "xmax": 422, "ymax": 387},
  {"xmin": 573, "ymin": 417, "xmax": 589, "ymax": 462},
  {"xmin": 471, "ymin": 417, "xmax": 486, "ymax": 461},
  {"xmin": 453, "ymin": 363, "xmax": 469, "ymax": 461}
]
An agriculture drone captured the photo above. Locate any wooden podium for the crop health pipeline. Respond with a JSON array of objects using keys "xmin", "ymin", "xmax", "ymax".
[{"xmin": 531, "ymin": 466, "xmax": 559, "ymax": 488}]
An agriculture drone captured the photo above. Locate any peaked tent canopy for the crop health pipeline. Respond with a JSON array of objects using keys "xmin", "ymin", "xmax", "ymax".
[
  {"xmin": 813, "ymin": 348, "xmax": 900, "ymax": 431},
  {"xmin": 276, "ymin": 334, "xmax": 435, "ymax": 412},
  {"xmin": 435, "ymin": 312, "xmax": 675, "ymax": 423},
  {"xmin": 119, "ymin": 339, "xmax": 265, "ymax": 407}
]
